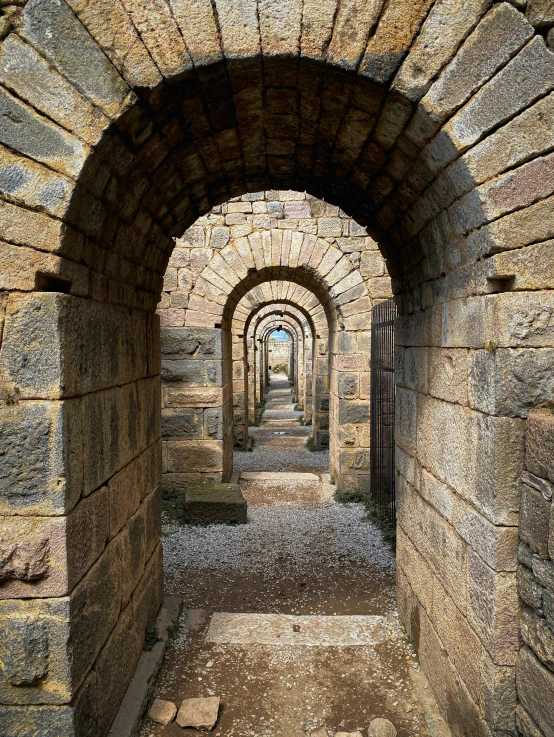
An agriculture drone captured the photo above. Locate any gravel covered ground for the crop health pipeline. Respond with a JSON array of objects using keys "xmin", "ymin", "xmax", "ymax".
[
  {"xmin": 140, "ymin": 375, "xmax": 432, "ymax": 737},
  {"xmin": 234, "ymin": 374, "xmax": 329, "ymax": 474}
]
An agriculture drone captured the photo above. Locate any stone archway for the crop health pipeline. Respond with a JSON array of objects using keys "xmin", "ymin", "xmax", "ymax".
[{"xmin": 1, "ymin": 2, "xmax": 554, "ymax": 736}]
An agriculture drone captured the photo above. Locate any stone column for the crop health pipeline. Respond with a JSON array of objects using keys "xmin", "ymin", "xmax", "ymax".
[
  {"xmin": 161, "ymin": 326, "xmax": 233, "ymax": 483},
  {"xmin": 0, "ymin": 293, "xmax": 163, "ymax": 736},
  {"xmin": 312, "ymin": 336, "xmax": 329, "ymax": 449}
]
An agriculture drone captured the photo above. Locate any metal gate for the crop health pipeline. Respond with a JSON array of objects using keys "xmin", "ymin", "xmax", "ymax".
[{"xmin": 370, "ymin": 298, "xmax": 397, "ymax": 525}]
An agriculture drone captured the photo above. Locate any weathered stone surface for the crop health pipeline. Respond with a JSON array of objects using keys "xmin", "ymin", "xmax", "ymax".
[
  {"xmin": 161, "ymin": 327, "xmax": 222, "ymax": 358},
  {"xmin": 469, "ymin": 348, "xmax": 554, "ymax": 418},
  {"xmin": 65, "ymin": 0, "xmax": 161, "ymax": 89},
  {"xmin": 467, "ymin": 550, "xmax": 519, "ymax": 665},
  {"xmin": 520, "ymin": 482, "xmax": 551, "ymax": 558},
  {"xmin": 394, "ymin": 0, "xmax": 492, "ymax": 102},
  {"xmin": 409, "ymin": 2, "xmax": 533, "ymax": 143},
  {"xmin": 527, "ymin": 0, "xmax": 554, "ymax": 26},
  {"xmin": 417, "ymin": 394, "xmax": 524, "ymax": 525},
  {"xmin": 0, "ymin": 293, "xmax": 148, "ymax": 399},
  {"xmin": 176, "ymin": 696, "xmax": 220, "ymax": 730},
  {"xmin": 521, "ymin": 607, "xmax": 554, "ymax": 671},
  {"xmin": 516, "ymin": 646, "xmax": 554, "ymax": 737},
  {"xmin": 0, "ymin": 534, "xmax": 49, "ymax": 584},
  {"xmin": 148, "ymin": 698, "xmax": 177, "ymax": 725},
  {"xmin": 0, "ymin": 399, "xmax": 82, "ymax": 516},
  {"xmin": 518, "ymin": 565, "xmax": 543, "ymax": 611},
  {"xmin": 0, "ymin": 35, "xmax": 110, "ymax": 147},
  {"xmin": 526, "ymin": 411, "xmax": 554, "ymax": 485},
  {"xmin": 21, "ymin": 0, "xmax": 130, "ymax": 117},
  {"xmin": 367, "ymin": 718, "xmax": 397, "ymax": 737},
  {"xmin": 164, "ymin": 440, "xmax": 224, "ymax": 474}
]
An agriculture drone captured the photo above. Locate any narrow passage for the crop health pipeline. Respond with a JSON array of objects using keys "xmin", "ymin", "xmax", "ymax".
[{"xmin": 142, "ymin": 374, "xmax": 438, "ymax": 737}]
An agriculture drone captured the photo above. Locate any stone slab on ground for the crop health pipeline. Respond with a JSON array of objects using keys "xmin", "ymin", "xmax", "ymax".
[
  {"xmin": 176, "ymin": 696, "xmax": 220, "ymax": 730},
  {"xmin": 241, "ymin": 471, "xmax": 319, "ymax": 481},
  {"xmin": 206, "ymin": 613, "xmax": 387, "ymax": 646},
  {"xmin": 164, "ymin": 482, "xmax": 247, "ymax": 525}
]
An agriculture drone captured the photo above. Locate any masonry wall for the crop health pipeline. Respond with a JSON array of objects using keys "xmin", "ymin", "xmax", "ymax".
[
  {"xmin": 0, "ymin": 293, "xmax": 163, "ymax": 735},
  {"xmin": 516, "ymin": 410, "xmax": 554, "ymax": 737}
]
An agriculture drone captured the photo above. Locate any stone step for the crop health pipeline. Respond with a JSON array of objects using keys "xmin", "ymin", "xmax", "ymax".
[
  {"xmin": 241, "ymin": 472, "xmax": 319, "ymax": 481},
  {"xmin": 162, "ymin": 482, "xmax": 247, "ymax": 525}
]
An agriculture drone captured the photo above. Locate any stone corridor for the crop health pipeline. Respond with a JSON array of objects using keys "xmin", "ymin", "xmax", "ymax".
[
  {"xmin": 1, "ymin": 2, "xmax": 554, "ymax": 736},
  {"xmin": 141, "ymin": 373, "xmax": 438, "ymax": 737}
]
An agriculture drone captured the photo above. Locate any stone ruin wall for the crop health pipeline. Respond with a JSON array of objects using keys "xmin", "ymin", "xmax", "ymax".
[{"xmin": 516, "ymin": 410, "xmax": 554, "ymax": 737}]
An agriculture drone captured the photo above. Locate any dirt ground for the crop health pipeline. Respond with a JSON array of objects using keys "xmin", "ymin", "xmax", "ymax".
[{"xmin": 140, "ymin": 375, "xmax": 437, "ymax": 737}]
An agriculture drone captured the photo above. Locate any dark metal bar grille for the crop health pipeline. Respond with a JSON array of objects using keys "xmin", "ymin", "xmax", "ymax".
[{"xmin": 370, "ymin": 298, "xmax": 397, "ymax": 525}]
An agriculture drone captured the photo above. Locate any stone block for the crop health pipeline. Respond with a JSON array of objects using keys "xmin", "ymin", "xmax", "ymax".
[
  {"xmin": 521, "ymin": 606, "xmax": 554, "ymax": 672},
  {"xmin": 517, "ymin": 565, "xmax": 543, "ymax": 612},
  {"xmin": 161, "ymin": 327, "xmax": 222, "ymax": 359},
  {"xmin": 398, "ymin": 480, "xmax": 467, "ymax": 612},
  {"xmin": 94, "ymin": 603, "xmax": 143, "ymax": 737},
  {"xmin": 177, "ymin": 696, "xmax": 220, "ymax": 730},
  {"xmin": 338, "ymin": 372, "xmax": 359, "ymax": 398},
  {"xmin": 163, "ymin": 386, "xmax": 222, "ymax": 408},
  {"xmin": 395, "ymin": 387, "xmax": 417, "ymax": 453},
  {"xmin": 527, "ymin": 0, "xmax": 554, "ymax": 26},
  {"xmin": 526, "ymin": 410, "xmax": 554, "ymax": 485},
  {"xmin": 162, "ymin": 407, "xmax": 202, "ymax": 438},
  {"xmin": 0, "ymin": 487, "xmax": 109, "ymax": 599},
  {"xmin": 452, "ymin": 494, "xmax": 518, "ymax": 572},
  {"xmin": 166, "ymin": 482, "xmax": 247, "ymax": 525},
  {"xmin": 0, "ymin": 399, "xmax": 82, "ymax": 516},
  {"xmin": 467, "ymin": 550, "xmax": 519, "ymax": 665},
  {"xmin": 20, "ymin": 0, "xmax": 130, "ymax": 117},
  {"xmin": 516, "ymin": 704, "xmax": 544, "ymax": 737},
  {"xmin": 469, "ymin": 348, "xmax": 554, "ymax": 418},
  {"xmin": 0, "ymin": 534, "xmax": 121, "ymax": 704},
  {"xmin": 119, "ymin": 506, "xmax": 147, "ymax": 608},
  {"xmin": 131, "ymin": 543, "xmax": 164, "ymax": 638},
  {"xmin": 164, "ymin": 440, "xmax": 223, "ymax": 474},
  {"xmin": 416, "ymin": 395, "xmax": 524, "ymax": 525},
  {"xmin": 82, "ymin": 385, "xmax": 140, "ymax": 495},
  {"xmin": 161, "ymin": 359, "xmax": 222, "ymax": 386},
  {"xmin": 0, "ymin": 671, "xmax": 97, "ymax": 737},
  {"xmin": 410, "ymin": 2, "xmax": 533, "ymax": 143},
  {"xmin": 533, "ymin": 557, "xmax": 554, "ymax": 593},
  {"xmin": 428, "ymin": 347, "xmax": 468, "ymax": 405},
  {"xmin": 108, "ymin": 457, "xmax": 141, "ymax": 540},
  {"xmin": 479, "ymin": 651, "xmax": 517, "ymax": 732},
  {"xmin": 520, "ymin": 482, "xmax": 551, "ymax": 558},
  {"xmin": 0, "ymin": 293, "xmax": 148, "ymax": 399},
  {"xmin": 516, "ymin": 646, "xmax": 554, "ymax": 737}
]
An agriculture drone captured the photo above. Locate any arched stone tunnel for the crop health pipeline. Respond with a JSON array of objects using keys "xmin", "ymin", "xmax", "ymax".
[{"xmin": 1, "ymin": 1, "xmax": 554, "ymax": 736}]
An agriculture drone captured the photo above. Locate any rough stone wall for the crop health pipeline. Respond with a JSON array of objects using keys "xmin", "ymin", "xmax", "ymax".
[
  {"xmin": 0, "ymin": 293, "xmax": 163, "ymax": 736},
  {"xmin": 267, "ymin": 336, "xmax": 291, "ymax": 367},
  {"xmin": 516, "ymin": 410, "xmax": 554, "ymax": 737}
]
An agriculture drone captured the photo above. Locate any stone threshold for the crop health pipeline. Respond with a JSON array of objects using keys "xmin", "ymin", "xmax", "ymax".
[
  {"xmin": 206, "ymin": 612, "xmax": 387, "ymax": 646},
  {"xmin": 108, "ymin": 596, "xmax": 182, "ymax": 737},
  {"xmin": 241, "ymin": 471, "xmax": 319, "ymax": 481}
]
